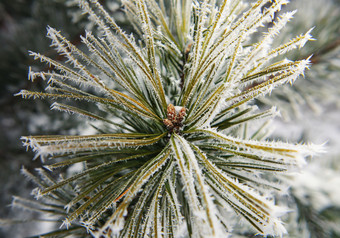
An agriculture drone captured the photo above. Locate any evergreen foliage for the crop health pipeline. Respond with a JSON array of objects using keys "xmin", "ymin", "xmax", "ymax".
[{"xmin": 1, "ymin": 0, "xmax": 328, "ymax": 237}]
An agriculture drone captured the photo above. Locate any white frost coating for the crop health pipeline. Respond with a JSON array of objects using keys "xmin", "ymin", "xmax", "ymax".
[
  {"xmin": 81, "ymin": 0, "xmax": 166, "ymax": 106},
  {"xmin": 233, "ymin": 10, "xmax": 297, "ymax": 82},
  {"xmin": 50, "ymin": 102, "xmax": 111, "ymax": 124},
  {"xmin": 195, "ymin": 144, "xmax": 290, "ymax": 236},
  {"xmin": 46, "ymin": 27, "xmax": 99, "ymax": 86},
  {"xmin": 171, "ymin": 137, "xmax": 207, "ymax": 236},
  {"xmin": 80, "ymin": 31, "xmax": 139, "ymax": 97},
  {"xmin": 95, "ymin": 148, "xmax": 170, "ymax": 236},
  {"xmin": 193, "ymin": 83, "xmax": 235, "ymax": 129},
  {"xmin": 176, "ymin": 135, "xmax": 226, "ymax": 237},
  {"xmin": 198, "ymin": 128, "xmax": 325, "ymax": 170},
  {"xmin": 227, "ymin": 59, "xmax": 312, "ymax": 111},
  {"xmin": 138, "ymin": 161, "xmax": 175, "ymax": 237},
  {"xmin": 265, "ymin": 28, "xmax": 314, "ymax": 62},
  {"xmin": 20, "ymin": 133, "xmax": 164, "ymax": 160}
]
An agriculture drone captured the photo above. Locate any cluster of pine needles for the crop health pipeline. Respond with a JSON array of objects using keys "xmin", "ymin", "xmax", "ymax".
[{"xmin": 1, "ymin": 0, "xmax": 324, "ymax": 237}]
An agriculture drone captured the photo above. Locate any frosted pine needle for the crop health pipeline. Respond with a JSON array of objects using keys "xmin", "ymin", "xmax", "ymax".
[{"xmin": 11, "ymin": 0, "xmax": 325, "ymax": 237}]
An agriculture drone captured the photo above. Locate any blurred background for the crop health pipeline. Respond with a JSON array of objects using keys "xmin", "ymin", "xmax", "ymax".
[{"xmin": 0, "ymin": 0, "xmax": 339, "ymax": 237}]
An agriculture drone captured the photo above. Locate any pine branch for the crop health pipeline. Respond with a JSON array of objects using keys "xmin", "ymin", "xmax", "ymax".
[{"xmin": 4, "ymin": 0, "xmax": 326, "ymax": 237}]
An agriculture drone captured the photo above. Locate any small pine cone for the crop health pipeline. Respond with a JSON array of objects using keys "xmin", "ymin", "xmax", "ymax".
[
  {"xmin": 167, "ymin": 104, "xmax": 176, "ymax": 122},
  {"xmin": 177, "ymin": 107, "xmax": 186, "ymax": 123},
  {"xmin": 163, "ymin": 119, "xmax": 174, "ymax": 130}
]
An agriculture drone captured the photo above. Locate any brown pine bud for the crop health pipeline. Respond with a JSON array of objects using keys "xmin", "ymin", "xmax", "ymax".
[
  {"xmin": 167, "ymin": 104, "xmax": 176, "ymax": 122},
  {"xmin": 163, "ymin": 119, "xmax": 174, "ymax": 130},
  {"xmin": 177, "ymin": 107, "xmax": 186, "ymax": 123}
]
